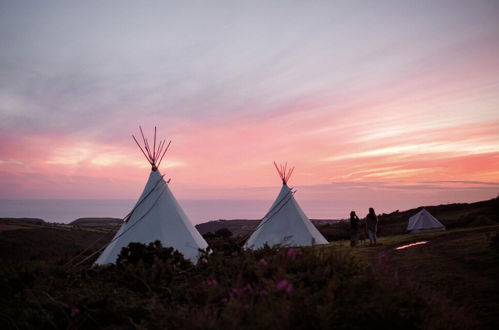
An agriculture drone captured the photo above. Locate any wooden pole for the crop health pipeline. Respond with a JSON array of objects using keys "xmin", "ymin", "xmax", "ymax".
[
  {"xmin": 273, "ymin": 161, "xmax": 280, "ymax": 178},
  {"xmin": 157, "ymin": 140, "xmax": 171, "ymax": 169},
  {"xmin": 144, "ymin": 138, "xmax": 153, "ymax": 161},
  {"xmin": 132, "ymin": 135, "xmax": 153, "ymax": 165},
  {"xmin": 287, "ymin": 167, "xmax": 294, "ymax": 183},
  {"xmin": 153, "ymin": 126, "xmax": 157, "ymax": 162},
  {"xmin": 156, "ymin": 139, "xmax": 165, "ymax": 161},
  {"xmin": 139, "ymin": 126, "xmax": 153, "ymax": 161}
]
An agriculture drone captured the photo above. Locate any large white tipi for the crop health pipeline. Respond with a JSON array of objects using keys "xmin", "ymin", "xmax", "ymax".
[
  {"xmin": 95, "ymin": 127, "xmax": 208, "ymax": 265},
  {"xmin": 407, "ymin": 209, "xmax": 445, "ymax": 233},
  {"xmin": 245, "ymin": 163, "xmax": 328, "ymax": 249}
]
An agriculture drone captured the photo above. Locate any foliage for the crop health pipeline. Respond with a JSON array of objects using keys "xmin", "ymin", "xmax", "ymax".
[
  {"xmin": 490, "ymin": 231, "xmax": 499, "ymax": 251},
  {"xmin": 5, "ymin": 223, "xmax": 499, "ymax": 329},
  {"xmin": 0, "ymin": 240, "xmax": 431, "ymax": 330}
]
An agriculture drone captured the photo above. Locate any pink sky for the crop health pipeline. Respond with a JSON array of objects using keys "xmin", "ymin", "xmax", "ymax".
[{"xmin": 0, "ymin": 1, "xmax": 498, "ymax": 218}]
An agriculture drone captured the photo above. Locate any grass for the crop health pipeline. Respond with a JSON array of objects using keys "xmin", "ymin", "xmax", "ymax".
[
  {"xmin": 386, "ymin": 226, "xmax": 499, "ymax": 329},
  {"xmin": 1, "ymin": 212, "xmax": 498, "ymax": 329},
  {"xmin": 322, "ymin": 225, "xmax": 499, "ymax": 329},
  {"xmin": 0, "ymin": 226, "xmax": 112, "ymax": 261}
]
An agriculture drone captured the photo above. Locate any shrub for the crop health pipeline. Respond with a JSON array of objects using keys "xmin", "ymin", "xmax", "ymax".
[
  {"xmin": 0, "ymin": 241, "xmax": 454, "ymax": 329},
  {"xmin": 116, "ymin": 240, "xmax": 192, "ymax": 268},
  {"xmin": 490, "ymin": 231, "xmax": 499, "ymax": 251},
  {"xmin": 468, "ymin": 215, "xmax": 496, "ymax": 227}
]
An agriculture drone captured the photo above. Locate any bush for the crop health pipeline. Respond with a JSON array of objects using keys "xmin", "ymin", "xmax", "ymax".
[
  {"xmin": 490, "ymin": 232, "xmax": 499, "ymax": 251},
  {"xmin": 468, "ymin": 215, "xmax": 496, "ymax": 227},
  {"xmin": 0, "ymin": 240, "xmax": 434, "ymax": 329},
  {"xmin": 116, "ymin": 240, "xmax": 193, "ymax": 268}
]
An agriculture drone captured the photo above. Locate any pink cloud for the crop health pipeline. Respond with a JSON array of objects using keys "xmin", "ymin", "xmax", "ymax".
[{"xmin": 1, "ymin": 34, "xmax": 499, "ymax": 203}]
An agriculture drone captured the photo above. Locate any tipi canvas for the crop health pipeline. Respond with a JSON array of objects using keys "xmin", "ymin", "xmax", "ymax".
[
  {"xmin": 407, "ymin": 209, "xmax": 445, "ymax": 233},
  {"xmin": 95, "ymin": 127, "xmax": 208, "ymax": 265},
  {"xmin": 245, "ymin": 163, "xmax": 328, "ymax": 249}
]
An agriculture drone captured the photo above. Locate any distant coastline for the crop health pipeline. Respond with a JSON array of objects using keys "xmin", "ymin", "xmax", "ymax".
[
  {"xmin": 2, "ymin": 197, "xmax": 497, "ymax": 239},
  {"xmin": 2, "ymin": 197, "xmax": 497, "ymax": 227},
  {"xmin": 0, "ymin": 199, "xmax": 344, "ymax": 225}
]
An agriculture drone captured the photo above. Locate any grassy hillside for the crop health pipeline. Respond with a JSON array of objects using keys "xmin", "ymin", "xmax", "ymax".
[
  {"xmin": 2, "ymin": 225, "xmax": 498, "ymax": 329},
  {"xmin": 318, "ymin": 197, "xmax": 499, "ymax": 241},
  {"xmin": 195, "ymin": 197, "xmax": 499, "ymax": 240},
  {"xmin": 0, "ymin": 218, "xmax": 45, "ymax": 231},
  {"xmin": 0, "ymin": 226, "xmax": 112, "ymax": 262},
  {"xmin": 1, "ymin": 230, "xmax": 492, "ymax": 329},
  {"xmin": 196, "ymin": 219, "xmax": 260, "ymax": 236},
  {"xmin": 196, "ymin": 219, "xmax": 339, "ymax": 236},
  {"xmin": 0, "ymin": 198, "xmax": 498, "ymax": 329},
  {"xmin": 0, "ymin": 218, "xmax": 45, "ymax": 225},
  {"xmin": 345, "ymin": 225, "xmax": 499, "ymax": 329},
  {"xmin": 383, "ymin": 227, "xmax": 499, "ymax": 329},
  {"xmin": 71, "ymin": 217, "xmax": 122, "ymax": 229}
]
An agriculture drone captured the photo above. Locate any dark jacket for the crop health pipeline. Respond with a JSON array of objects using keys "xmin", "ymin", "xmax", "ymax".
[
  {"xmin": 366, "ymin": 213, "xmax": 378, "ymax": 232},
  {"xmin": 350, "ymin": 215, "xmax": 360, "ymax": 232}
]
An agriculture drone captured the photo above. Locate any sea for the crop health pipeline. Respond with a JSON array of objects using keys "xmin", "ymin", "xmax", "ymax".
[{"xmin": 0, "ymin": 199, "xmax": 343, "ymax": 225}]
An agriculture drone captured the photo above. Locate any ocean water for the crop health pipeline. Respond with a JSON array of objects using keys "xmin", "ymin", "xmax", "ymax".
[{"xmin": 0, "ymin": 199, "xmax": 343, "ymax": 225}]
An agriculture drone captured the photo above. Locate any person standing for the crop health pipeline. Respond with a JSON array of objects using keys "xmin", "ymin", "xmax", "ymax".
[
  {"xmin": 358, "ymin": 216, "xmax": 367, "ymax": 247},
  {"xmin": 350, "ymin": 211, "xmax": 360, "ymax": 247},
  {"xmin": 365, "ymin": 207, "xmax": 378, "ymax": 246}
]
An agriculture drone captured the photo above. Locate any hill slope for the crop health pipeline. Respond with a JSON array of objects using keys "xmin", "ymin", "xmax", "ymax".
[
  {"xmin": 71, "ymin": 217, "xmax": 122, "ymax": 229},
  {"xmin": 319, "ymin": 197, "xmax": 499, "ymax": 240},
  {"xmin": 193, "ymin": 197, "xmax": 499, "ymax": 240}
]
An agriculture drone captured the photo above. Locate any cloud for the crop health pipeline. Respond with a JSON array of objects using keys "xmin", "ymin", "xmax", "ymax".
[
  {"xmin": 0, "ymin": 1, "xmax": 498, "ymax": 203},
  {"xmin": 324, "ymin": 140, "xmax": 499, "ymax": 162}
]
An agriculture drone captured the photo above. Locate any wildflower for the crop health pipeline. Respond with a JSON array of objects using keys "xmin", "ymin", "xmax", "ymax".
[
  {"xmin": 378, "ymin": 251, "xmax": 390, "ymax": 266},
  {"xmin": 257, "ymin": 289, "xmax": 268, "ymax": 296},
  {"xmin": 276, "ymin": 280, "xmax": 293, "ymax": 294},
  {"xmin": 287, "ymin": 248, "xmax": 297, "ymax": 260},
  {"xmin": 243, "ymin": 283, "xmax": 253, "ymax": 294},
  {"xmin": 276, "ymin": 280, "xmax": 289, "ymax": 290},
  {"xmin": 259, "ymin": 258, "xmax": 268, "ymax": 267},
  {"xmin": 230, "ymin": 288, "xmax": 241, "ymax": 299},
  {"xmin": 70, "ymin": 306, "xmax": 80, "ymax": 317},
  {"xmin": 206, "ymin": 279, "xmax": 218, "ymax": 286}
]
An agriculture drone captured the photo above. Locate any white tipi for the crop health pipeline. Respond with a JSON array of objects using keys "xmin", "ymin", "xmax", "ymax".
[
  {"xmin": 407, "ymin": 208, "xmax": 445, "ymax": 233},
  {"xmin": 95, "ymin": 127, "xmax": 208, "ymax": 265},
  {"xmin": 245, "ymin": 162, "xmax": 328, "ymax": 249}
]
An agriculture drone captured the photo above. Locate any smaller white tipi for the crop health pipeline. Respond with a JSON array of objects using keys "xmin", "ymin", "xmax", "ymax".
[
  {"xmin": 245, "ymin": 162, "xmax": 328, "ymax": 249},
  {"xmin": 95, "ymin": 127, "xmax": 208, "ymax": 265},
  {"xmin": 407, "ymin": 209, "xmax": 445, "ymax": 233}
]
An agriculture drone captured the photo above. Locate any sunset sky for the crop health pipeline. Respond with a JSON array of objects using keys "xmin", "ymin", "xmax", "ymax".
[{"xmin": 1, "ymin": 1, "xmax": 498, "ymax": 217}]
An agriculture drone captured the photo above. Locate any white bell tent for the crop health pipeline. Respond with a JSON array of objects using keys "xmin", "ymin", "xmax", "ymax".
[
  {"xmin": 407, "ymin": 208, "xmax": 445, "ymax": 233},
  {"xmin": 95, "ymin": 127, "xmax": 208, "ymax": 265},
  {"xmin": 245, "ymin": 162, "xmax": 328, "ymax": 249}
]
